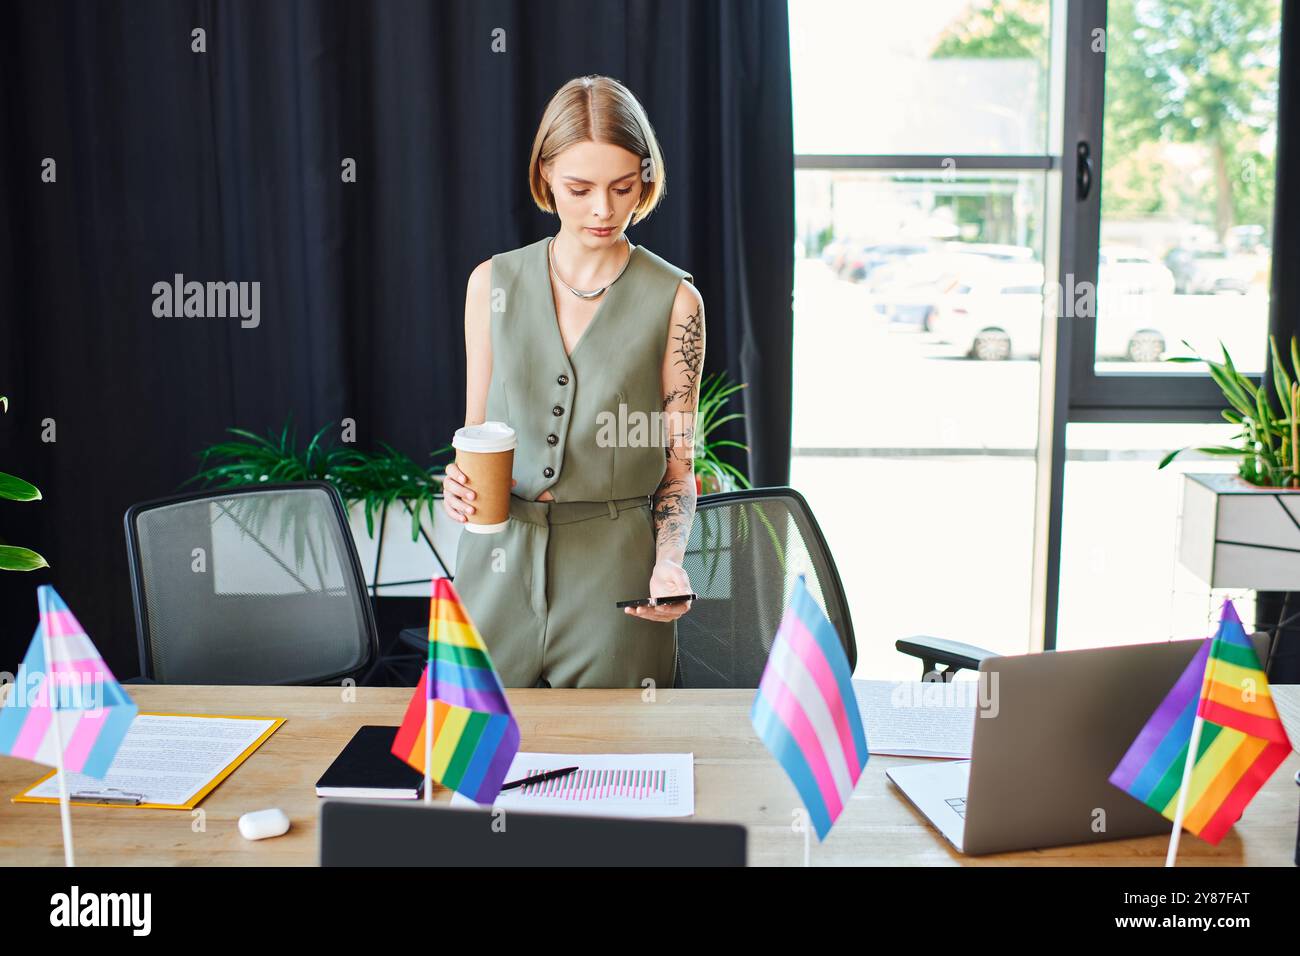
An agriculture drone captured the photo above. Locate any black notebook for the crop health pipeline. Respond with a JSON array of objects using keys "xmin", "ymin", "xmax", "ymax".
[{"xmin": 315, "ymin": 725, "xmax": 426, "ymax": 800}]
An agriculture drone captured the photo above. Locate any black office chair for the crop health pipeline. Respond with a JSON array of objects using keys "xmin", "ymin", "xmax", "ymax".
[
  {"xmin": 896, "ymin": 618, "xmax": 1286, "ymax": 683},
  {"xmin": 684, "ymin": 488, "xmax": 984, "ymax": 683},
  {"xmin": 124, "ymin": 481, "xmax": 378, "ymax": 684},
  {"xmin": 675, "ymin": 487, "xmax": 856, "ymax": 687},
  {"xmin": 396, "ymin": 487, "xmax": 857, "ymax": 689},
  {"xmin": 895, "ymin": 635, "xmax": 998, "ymax": 682}
]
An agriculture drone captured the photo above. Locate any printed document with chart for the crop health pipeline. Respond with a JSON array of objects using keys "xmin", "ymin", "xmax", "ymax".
[{"xmin": 450, "ymin": 752, "xmax": 695, "ymax": 818}]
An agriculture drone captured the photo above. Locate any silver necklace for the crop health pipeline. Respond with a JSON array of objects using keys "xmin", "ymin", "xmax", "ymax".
[{"xmin": 547, "ymin": 234, "xmax": 633, "ymax": 299}]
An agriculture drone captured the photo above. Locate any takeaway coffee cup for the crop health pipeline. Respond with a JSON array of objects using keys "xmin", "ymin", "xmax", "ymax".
[{"xmin": 451, "ymin": 421, "xmax": 517, "ymax": 534}]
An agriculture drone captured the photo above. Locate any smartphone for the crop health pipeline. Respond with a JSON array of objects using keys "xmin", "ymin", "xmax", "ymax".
[{"xmin": 615, "ymin": 593, "xmax": 698, "ymax": 609}]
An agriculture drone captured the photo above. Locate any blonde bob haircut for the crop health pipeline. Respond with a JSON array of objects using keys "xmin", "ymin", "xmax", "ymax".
[{"xmin": 529, "ymin": 75, "xmax": 666, "ymax": 225}]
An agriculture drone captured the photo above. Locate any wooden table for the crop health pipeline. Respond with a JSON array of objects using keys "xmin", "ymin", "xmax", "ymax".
[{"xmin": 2, "ymin": 685, "xmax": 1297, "ymax": 866}]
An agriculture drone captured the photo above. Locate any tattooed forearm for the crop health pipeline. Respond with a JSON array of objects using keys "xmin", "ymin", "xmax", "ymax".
[
  {"xmin": 651, "ymin": 470, "xmax": 696, "ymax": 565},
  {"xmin": 669, "ymin": 307, "xmax": 704, "ymax": 404},
  {"xmin": 664, "ymin": 418, "xmax": 695, "ymax": 463},
  {"xmin": 663, "ymin": 304, "xmax": 704, "ymax": 462},
  {"xmin": 654, "ymin": 296, "xmax": 703, "ymax": 563}
]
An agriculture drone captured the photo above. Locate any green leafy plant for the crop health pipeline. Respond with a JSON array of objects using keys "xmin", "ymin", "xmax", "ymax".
[
  {"xmin": 694, "ymin": 372, "xmax": 751, "ymax": 494},
  {"xmin": 683, "ymin": 374, "xmax": 788, "ymax": 590},
  {"xmin": 347, "ymin": 442, "xmax": 448, "ymax": 542},
  {"xmin": 1159, "ymin": 336, "xmax": 1300, "ymax": 488},
  {"xmin": 0, "ymin": 396, "xmax": 48, "ymax": 571},
  {"xmin": 191, "ymin": 419, "xmax": 451, "ymax": 541}
]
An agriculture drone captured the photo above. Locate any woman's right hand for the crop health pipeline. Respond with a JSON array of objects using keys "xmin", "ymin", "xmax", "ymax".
[{"xmin": 442, "ymin": 462, "xmax": 517, "ymax": 523}]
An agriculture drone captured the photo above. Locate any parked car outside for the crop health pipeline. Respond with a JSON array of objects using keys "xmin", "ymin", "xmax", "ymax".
[{"xmin": 929, "ymin": 262, "xmax": 1172, "ymax": 362}]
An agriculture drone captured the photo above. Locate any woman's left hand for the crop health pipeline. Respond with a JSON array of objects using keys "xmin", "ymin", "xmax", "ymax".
[{"xmin": 624, "ymin": 560, "xmax": 694, "ymax": 622}]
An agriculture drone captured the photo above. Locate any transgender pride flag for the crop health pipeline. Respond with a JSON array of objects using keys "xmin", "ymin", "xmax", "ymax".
[
  {"xmin": 751, "ymin": 575, "xmax": 868, "ymax": 841},
  {"xmin": 0, "ymin": 585, "xmax": 137, "ymax": 777}
]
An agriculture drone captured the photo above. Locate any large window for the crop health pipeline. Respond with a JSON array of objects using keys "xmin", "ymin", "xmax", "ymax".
[
  {"xmin": 1055, "ymin": 422, "xmax": 1254, "ymax": 651},
  {"xmin": 789, "ymin": 0, "xmax": 1286, "ymax": 671},
  {"xmin": 791, "ymin": 0, "xmax": 1051, "ymax": 155},
  {"xmin": 1070, "ymin": 0, "xmax": 1282, "ymax": 420},
  {"xmin": 1096, "ymin": 0, "xmax": 1281, "ymax": 377},
  {"xmin": 791, "ymin": 1, "xmax": 1054, "ymax": 678}
]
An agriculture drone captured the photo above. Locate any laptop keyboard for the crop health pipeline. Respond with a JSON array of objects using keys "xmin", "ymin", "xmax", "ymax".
[{"xmin": 945, "ymin": 796, "xmax": 968, "ymax": 819}]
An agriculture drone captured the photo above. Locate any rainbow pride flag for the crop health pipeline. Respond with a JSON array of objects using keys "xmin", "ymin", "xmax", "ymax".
[
  {"xmin": 751, "ymin": 575, "xmax": 869, "ymax": 841},
  {"xmin": 1110, "ymin": 601, "xmax": 1293, "ymax": 845},
  {"xmin": 0, "ymin": 585, "xmax": 137, "ymax": 777},
  {"xmin": 391, "ymin": 577, "xmax": 519, "ymax": 803}
]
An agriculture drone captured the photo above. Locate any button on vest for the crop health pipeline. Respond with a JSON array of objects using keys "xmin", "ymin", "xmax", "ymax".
[{"xmin": 483, "ymin": 238, "xmax": 692, "ymax": 502}]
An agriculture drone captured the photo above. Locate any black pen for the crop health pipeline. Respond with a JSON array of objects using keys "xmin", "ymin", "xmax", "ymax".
[{"xmin": 499, "ymin": 766, "xmax": 580, "ymax": 792}]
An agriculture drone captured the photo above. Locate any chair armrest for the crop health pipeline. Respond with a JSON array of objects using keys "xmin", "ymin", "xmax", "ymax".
[{"xmin": 895, "ymin": 635, "xmax": 997, "ymax": 681}]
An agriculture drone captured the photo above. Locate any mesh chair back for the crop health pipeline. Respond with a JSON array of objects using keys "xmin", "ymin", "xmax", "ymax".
[
  {"xmin": 125, "ymin": 482, "xmax": 377, "ymax": 684},
  {"xmin": 676, "ymin": 487, "xmax": 855, "ymax": 688}
]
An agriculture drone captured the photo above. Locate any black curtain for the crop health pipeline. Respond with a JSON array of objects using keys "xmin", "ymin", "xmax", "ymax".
[
  {"xmin": 0, "ymin": 0, "xmax": 795, "ymax": 676},
  {"xmin": 1261, "ymin": 0, "xmax": 1300, "ymax": 682}
]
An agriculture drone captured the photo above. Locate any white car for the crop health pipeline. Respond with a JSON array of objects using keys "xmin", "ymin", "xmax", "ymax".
[
  {"xmin": 1099, "ymin": 246, "xmax": 1176, "ymax": 296},
  {"xmin": 927, "ymin": 265, "xmax": 1045, "ymax": 360},
  {"xmin": 867, "ymin": 252, "xmax": 1015, "ymax": 328},
  {"xmin": 1183, "ymin": 250, "xmax": 1259, "ymax": 295},
  {"xmin": 929, "ymin": 265, "xmax": 1169, "ymax": 361}
]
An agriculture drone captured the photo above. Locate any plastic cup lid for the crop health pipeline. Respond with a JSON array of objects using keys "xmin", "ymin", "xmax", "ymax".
[{"xmin": 453, "ymin": 421, "xmax": 517, "ymax": 453}]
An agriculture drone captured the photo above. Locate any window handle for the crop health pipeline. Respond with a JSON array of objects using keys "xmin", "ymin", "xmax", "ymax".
[{"xmin": 1076, "ymin": 141, "xmax": 1093, "ymax": 201}]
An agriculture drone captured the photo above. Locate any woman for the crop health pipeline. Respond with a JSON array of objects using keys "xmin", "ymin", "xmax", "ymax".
[{"xmin": 443, "ymin": 75, "xmax": 705, "ymax": 689}]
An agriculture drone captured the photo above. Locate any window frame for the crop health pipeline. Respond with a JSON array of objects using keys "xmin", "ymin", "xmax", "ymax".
[{"xmin": 790, "ymin": 0, "xmax": 1281, "ymax": 652}]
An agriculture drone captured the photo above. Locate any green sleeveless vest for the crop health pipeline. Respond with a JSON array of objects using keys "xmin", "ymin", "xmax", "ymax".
[{"xmin": 486, "ymin": 237, "xmax": 692, "ymax": 503}]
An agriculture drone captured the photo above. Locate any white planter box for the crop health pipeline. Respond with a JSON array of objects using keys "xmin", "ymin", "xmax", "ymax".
[
  {"xmin": 347, "ymin": 497, "xmax": 462, "ymax": 597},
  {"xmin": 1178, "ymin": 473, "xmax": 1300, "ymax": 590}
]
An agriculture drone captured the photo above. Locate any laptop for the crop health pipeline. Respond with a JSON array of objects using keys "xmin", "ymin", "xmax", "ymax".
[
  {"xmin": 886, "ymin": 633, "xmax": 1271, "ymax": 855},
  {"xmin": 319, "ymin": 800, "xmax": 747, "ymax": 866}
]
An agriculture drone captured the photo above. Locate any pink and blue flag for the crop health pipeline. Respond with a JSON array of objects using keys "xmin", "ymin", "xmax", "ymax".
[
  {"xmin": 0, "ymin": 585, "xmax": 137, "ymax": 777},
  {"xmin": 751, "ymin": 575, "xmax": 868, "ymax": 840}
]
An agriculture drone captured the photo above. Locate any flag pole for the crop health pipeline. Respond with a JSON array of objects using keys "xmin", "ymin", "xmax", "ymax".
[
  {"xmin": 423, "ymin": 586, "xmax": 436, "ymax": 805},
  {"xmin": 423, "ymin": 653, "xmax": 434, "ymax": 806},
  {"xmin": 423, "ymin": 695, "xmax": 433, "ymax": 806},
  {"xmin": 803, "ymin": 819, "xmax": 811, "ymax": 868},
  {"xmin": 1167, "ymin": 622, "xmax": 1221, "ymax": 868},
  {"xmin": 1164, "ymin": 710, "xmax": 1205, "ymax": 867},
  {"xmin": 40, "ymin": 617, "xmax": 74, "ymax": 866}
]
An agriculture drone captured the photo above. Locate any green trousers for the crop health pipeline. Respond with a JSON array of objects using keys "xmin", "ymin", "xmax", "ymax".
[{"xmin": 454, "ymin": 494, "xmax": 678, "ymax": 689}]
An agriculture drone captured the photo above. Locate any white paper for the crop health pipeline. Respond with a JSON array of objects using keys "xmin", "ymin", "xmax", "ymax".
[
  {"xmin": 451, "ymin": 752, "xmax": 694, "ymax": 818},
  {"xmin": 853, "ymin": 679, "xmax": 976, "ymax": 758},
  {"xmin": 24, "ymin": 714, "xmax": 276, "ymax": 806}
]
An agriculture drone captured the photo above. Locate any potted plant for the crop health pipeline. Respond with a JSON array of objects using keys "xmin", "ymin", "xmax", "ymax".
[
  {"xmin": 0, "ymin": 396, "xmax": 47, "ymax": 572},
  {"xmin": 1160, "ymin": 336, "xmax": 1300, "ymax": 589},
  {"xmin": 192, "ymin": 371, "xmax": 759, "ymax": 594},
  {"xmin": 693, "ymin": 372, "xmax": 751, "ymax": 495},
  {"xmin": 680, "ymin": 373, "xmax": 790, "ymax": 590},
  {"xmin": 344, "ymin": 442, "xmax": 457, "ymax": 596},
  {"xmin": 192, "ymin": 420, "xmax": 456, "ymax": 596}
]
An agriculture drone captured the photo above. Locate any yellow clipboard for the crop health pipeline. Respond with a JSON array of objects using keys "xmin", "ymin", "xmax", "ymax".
[{"xmin": 12, "ymin": 712, "xmax": 285, "ymax": 810}]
